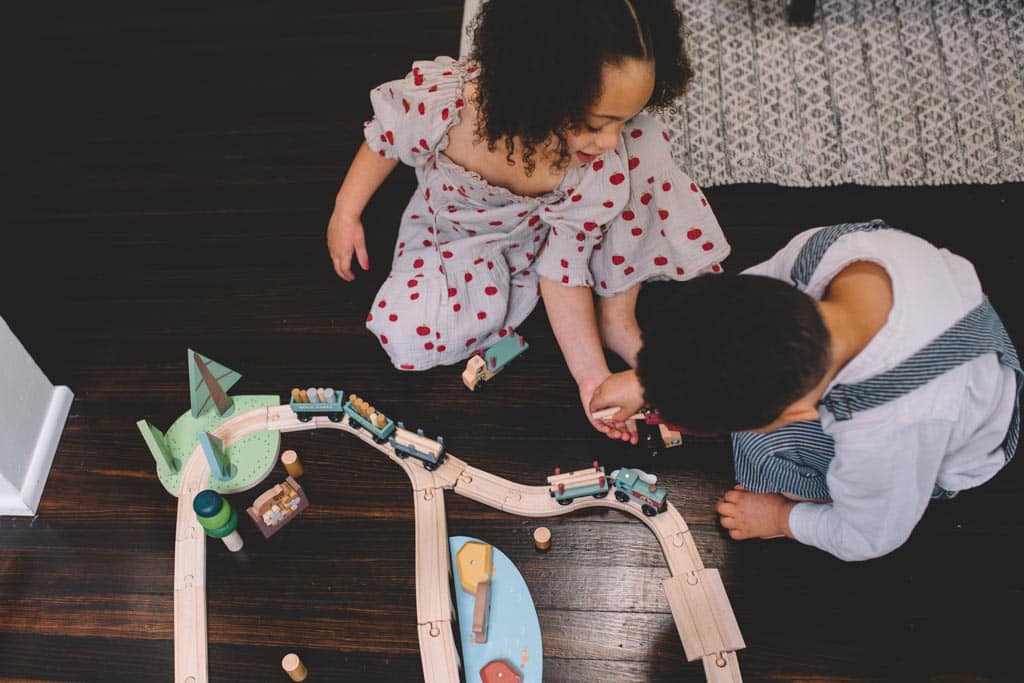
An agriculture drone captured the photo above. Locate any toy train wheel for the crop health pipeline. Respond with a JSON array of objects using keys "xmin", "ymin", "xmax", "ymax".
[
  {"xmin": 642, "ymin": 429, "xmax": 662, "ymax": 456},
  {"xmin": 642, "ymin": 504, "xmax": 658, "ymax": 517},
  {"xmin": 593, "ymin": 491, "xmax": 608, "ymax": 499},
  {"xmin": 614, "ymin": 491, "xmax": 629, "ymax": 504},
  {"xmin": 297, "ymin": 413, "xmax": 312, "ymax": 423},
  {"xmin": 423, "ymin": 461, "xmax": 438, "ymax": 471},
  {"xmin": 557, "ymin": 498, "xmax": 572, "ymax": 506},
  {"xmin": 328, "ymin": 414, "xmax": 342, "ymax": 423}
]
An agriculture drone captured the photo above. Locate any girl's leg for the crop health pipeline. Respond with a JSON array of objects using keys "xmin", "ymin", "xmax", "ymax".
[{"xmin": 596, "ymin": 283, "xmax": 643, "ymax": 368}]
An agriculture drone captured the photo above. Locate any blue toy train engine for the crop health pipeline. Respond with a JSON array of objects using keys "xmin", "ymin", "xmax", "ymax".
[{"xmin": 610, "ymin": 467, "xmax": 667, "ymax": 517}]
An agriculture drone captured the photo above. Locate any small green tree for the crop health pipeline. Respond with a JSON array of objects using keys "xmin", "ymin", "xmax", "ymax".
[{"xmin": 188, "ymin": 349, "xmax": 241, "ymax": 418}]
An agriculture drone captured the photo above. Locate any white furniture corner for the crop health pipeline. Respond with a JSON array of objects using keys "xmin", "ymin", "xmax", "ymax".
[
  {"xmin": 460, "ymin": 0, "xmax": 482, "ymax": 59},
  {"xmin": 0, "ymin": 317, "xmax": 73, "ymax": 515}
]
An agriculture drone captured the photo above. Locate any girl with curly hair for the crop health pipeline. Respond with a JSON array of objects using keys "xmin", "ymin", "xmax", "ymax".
[{"xmin": 326, "ymin": 0, "xmax": 729, "ymax": 437}]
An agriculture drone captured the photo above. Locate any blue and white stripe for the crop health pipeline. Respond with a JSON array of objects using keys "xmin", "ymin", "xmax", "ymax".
[
  {"xmin": 790, "ymin": 219, "xmax": 891, "ymax": 288},
  {"xmin": 732, "ymin": 421, "xmax": 836, "ymax": 501}
]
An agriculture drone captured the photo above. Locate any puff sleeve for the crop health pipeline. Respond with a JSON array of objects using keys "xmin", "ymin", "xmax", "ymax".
[
  {"xmin": 593, "ymin": 114, "xmax": 730, "ymax": 295},
  {"xmin": 363, "ymin": 56, "xmax": 469, "ymax": 168}
]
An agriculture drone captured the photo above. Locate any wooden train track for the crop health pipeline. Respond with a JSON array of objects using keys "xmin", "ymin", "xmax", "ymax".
[{"xmin": 173, "ymin": 404, "xmax": 745, "ymax": 682}]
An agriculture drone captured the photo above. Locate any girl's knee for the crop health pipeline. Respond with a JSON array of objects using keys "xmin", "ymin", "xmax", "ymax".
[{"xmin": 366, "ymin": 265, "xmax": 520, "ymax": 371}]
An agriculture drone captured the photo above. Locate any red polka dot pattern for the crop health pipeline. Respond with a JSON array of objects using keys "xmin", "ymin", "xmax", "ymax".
[{"xmin": 362, "ymin": 58, "xmax": 729, "ymax": 372}]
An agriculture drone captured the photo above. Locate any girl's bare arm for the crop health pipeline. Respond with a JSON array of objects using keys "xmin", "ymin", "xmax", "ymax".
[
  {"xmin": 538, "ymin": 276, "xmax": 638, "ymax": 443},
  {"xmin": 327, "ymin": 142, "xmax": 400, "ymax": 280}
]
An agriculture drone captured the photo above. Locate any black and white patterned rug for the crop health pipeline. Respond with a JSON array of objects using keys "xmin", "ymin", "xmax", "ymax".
[
  {"xmin": 657, "ymin": 0, "xmax": 1024, "ymax": 187},
  {"xmin": 459, "ymin": 0, "xmax": 1023, "ymax": 187}
]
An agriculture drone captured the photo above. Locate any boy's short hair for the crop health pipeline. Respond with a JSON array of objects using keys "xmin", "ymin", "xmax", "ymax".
[
  {"xmin": 469, "ymin": 0, "xmax": 692, "ymax": 174},
  {"xmin": 636, "ymin": 274, "xmax": 831, "ymax": 433}
]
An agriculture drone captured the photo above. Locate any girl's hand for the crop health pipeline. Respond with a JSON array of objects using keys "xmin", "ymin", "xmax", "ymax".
[
  {"xmin": 583, "ymin": 371, "xmax": 641, "ymax": 445},
  {"xmin": 327, "ymin": 209, "xmax": 370, "ymax": 281}
]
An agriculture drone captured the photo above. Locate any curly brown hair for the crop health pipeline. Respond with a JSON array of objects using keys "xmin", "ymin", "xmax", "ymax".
[{"xmin": 468, "ymin": 0, "xmax": 693, "ymax": 175}]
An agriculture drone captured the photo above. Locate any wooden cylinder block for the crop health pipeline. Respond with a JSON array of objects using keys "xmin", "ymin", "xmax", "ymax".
[
  {"xmin": 281, "ymin": 652, "xmax": 308, "ymax": 681},
  {"xmin": 533, "ymin": 527, "xmax": 551, "ymax": 551},
  {"xmin": 281, "ymin": 450, "xmax": 304, "ymax": 478},
  {"xmin": 221, "ymin": 529, "xmax": 244, "ymax": 553}
]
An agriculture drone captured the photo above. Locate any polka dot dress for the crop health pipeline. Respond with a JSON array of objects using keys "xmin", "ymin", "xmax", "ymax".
[{"xmin": 362, "ymin": 57, "xmax": 730, "ymax": 370}]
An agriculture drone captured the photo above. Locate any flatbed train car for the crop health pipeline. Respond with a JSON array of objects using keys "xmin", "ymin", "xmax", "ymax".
[
  {"xmin": 390, "ymin": 422, "xmax": 446, "ymax": 471},
  {"xmin": 547, "ymin": 461, "xmax": 610, "ymax": 505}
]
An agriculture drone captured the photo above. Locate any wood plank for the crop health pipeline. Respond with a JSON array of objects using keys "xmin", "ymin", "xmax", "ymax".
[{"xmin": 3, "ymin": 1, "xmax": 1022, "ymax": 681}]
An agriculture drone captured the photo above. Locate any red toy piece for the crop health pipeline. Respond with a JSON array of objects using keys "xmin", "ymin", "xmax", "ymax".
[{"xmin": 480, "ymin": 659, "xmax": 522, "ymax": 683}]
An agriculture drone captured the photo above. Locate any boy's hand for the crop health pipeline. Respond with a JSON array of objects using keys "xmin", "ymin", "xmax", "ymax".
[
  {"xmin": 327, "ymin": 210, "xmax": 370, "ymax": 281},
  {"xmin": 578, "ymin": 375, "xmax": 637, "ymax": 444},
  {"xmin": 590, "ymin": 369, "xmax": 645, "ymax": 421},
  {"xmin": 715, "ymin": 485, "xmax": 796, "ymax": 540},
  {"xmin": 588, "ymin": 370, "xmax": 646, "ymax": 445}
]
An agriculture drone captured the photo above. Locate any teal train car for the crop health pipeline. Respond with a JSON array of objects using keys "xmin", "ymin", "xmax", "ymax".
[
  {"xmin": 289, "ymin": 387, "xmax": 345, "ymax": 422},
  {"xmin": 462, "ymin": 331, "xmax": 529, "ymax": 390},
  {"xmin": 547, "ymin": 461, "xmax": 610, "ymax": 505},
  {"xmin": 611, "ymin": 467, "xmax": 668, "ymax": 517},
  {"xmin": 343, "ymin": 392, "xmax": 396, "ymax": 443},
  {"xmin": 390, "ymin": 422, "xmax": 446, "ymax": 471}
]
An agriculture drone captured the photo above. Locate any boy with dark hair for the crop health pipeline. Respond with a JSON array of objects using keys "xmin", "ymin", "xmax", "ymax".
[{"xmin": 591, "ymin": 220, "xmax": 1022, "ymax": 561}]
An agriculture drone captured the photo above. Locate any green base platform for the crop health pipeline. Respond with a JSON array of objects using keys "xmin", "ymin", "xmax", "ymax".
[{"xmin": 155, "ymin": 394, "xmax": 281, "ymax": 496}]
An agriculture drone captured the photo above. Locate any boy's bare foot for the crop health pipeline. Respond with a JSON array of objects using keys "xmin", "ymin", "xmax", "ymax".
[{"xmin": 715, "ymin": 485, "xmax": 796, "ymax": 540}]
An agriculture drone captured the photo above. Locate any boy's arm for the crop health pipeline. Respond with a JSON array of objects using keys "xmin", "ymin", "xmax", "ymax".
[
  {"xmin": 788, "ymin": 425, "xmax": 951, "ymax": 561},
  {"xmin": 589, "ymin": 370, "xmax": 646, "ymax": 422},
  {"xmin": 327, "ymin": 141, "xmax": 400, "ymax": 280},
  {"xmin": 538, "ymin": 277, "xmax": 637, "ymax": 443}
]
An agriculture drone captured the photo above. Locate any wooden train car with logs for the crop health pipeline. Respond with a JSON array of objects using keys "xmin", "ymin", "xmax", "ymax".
[
  {"xmin": 289, "ymin": 386, "xmax": 344, "ymax": 422},
  {"xmin": 390, "ymin": 422, "xmax": 447, "ymax": 471},
  {"xmin": 342, "ymin": 393, "xmax": 396, "ymax": 443},
  {"xmin": 547, "ymin": 461, "xmax": 610, "ymax": 504}
]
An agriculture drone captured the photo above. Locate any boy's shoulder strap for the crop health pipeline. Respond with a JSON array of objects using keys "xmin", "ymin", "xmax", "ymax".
[
  {"xmin": 821, "ymin": 297, "xmax": 1020, "ymax": 419},
  {"xmin": 790, "ymin": 219, "xmax": 894, "ymax": 288}
]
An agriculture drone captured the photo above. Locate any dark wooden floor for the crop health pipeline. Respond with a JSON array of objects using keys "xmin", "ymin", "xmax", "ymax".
[{"xmin": 4, "ymin": 4, "xmax": 1022, "ymax": 682}]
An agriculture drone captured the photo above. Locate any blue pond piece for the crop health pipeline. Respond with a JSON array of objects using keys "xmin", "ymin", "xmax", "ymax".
[{"xmin": 449, "ymin": 536, "xmax": 543, "ymax": 682}]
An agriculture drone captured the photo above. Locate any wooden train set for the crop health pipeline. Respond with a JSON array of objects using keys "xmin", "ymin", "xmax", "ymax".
[{"xmin": 167, "ymin": 385, "xmax": 746, "ymax": 682}]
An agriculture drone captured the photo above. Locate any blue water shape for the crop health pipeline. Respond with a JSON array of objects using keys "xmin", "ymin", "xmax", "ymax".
[{"xmin": 449, "ymin": 535, "xmax": 543, "ymax": 682}]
